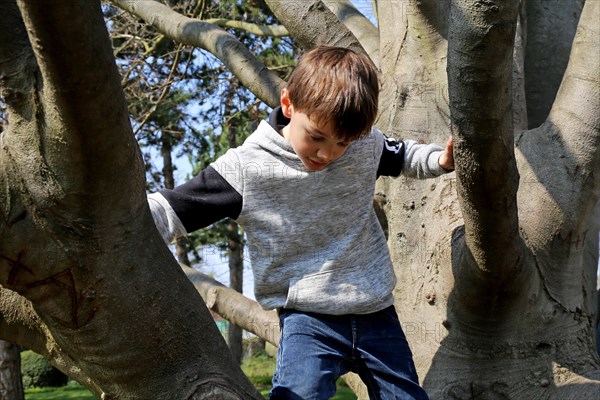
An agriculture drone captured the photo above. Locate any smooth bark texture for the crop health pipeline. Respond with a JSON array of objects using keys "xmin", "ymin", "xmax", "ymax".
[
  {"xmin": 322, "ymin": 0, "xmax": 380, "ymax": 67},
  {"xmin": 524, "ymin": 0, "xmax": 585, "ymax": 128},
  {"xmin": 204, "ymin": 18, "xmax": 289, "ymax": 37},
  {"xmin": 448, "ymin": 0, "xmax": 524, "ymax": 300},
  {"xmin": 183, "ymin": 267, "xmax": 280, "ymax": 346},
  {"xmin": 265, "ymin": 0, "xmax": 367, "ymax": 55}
]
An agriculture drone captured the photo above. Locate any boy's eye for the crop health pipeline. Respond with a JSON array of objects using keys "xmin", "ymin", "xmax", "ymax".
[
  {"xmin": 338, "ymin": 142, "xmax": 350, "ymax": 148},
  {"xmin": 309, "ymin": 135, "xmax": 324, "ymax": 142}
]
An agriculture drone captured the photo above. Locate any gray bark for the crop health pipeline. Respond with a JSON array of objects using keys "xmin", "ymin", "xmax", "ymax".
[
  {"xmin": 524, "ymin": 0, "xmax": 585, "ymax": 128},
  {"xmin": 0, "ymin": 0, "xmax": 261, "ymax": 398},
  {"xmin": 227, "ymin": 221, "xmax": 244, "ymax": 365},
  {"xmin": 448, "ymin": 0, "xmax": 523, "ymax": 296},
  {"xmin": 265, "ymin": 0, "xmax": 367, "ymax": 54},
  {"xmin": 322, "ymin": 0, "xmax": 380, "ymax": 67}
]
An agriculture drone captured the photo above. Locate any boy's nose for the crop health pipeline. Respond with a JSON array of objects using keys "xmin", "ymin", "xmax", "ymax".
[{"xmin": 317, "ymin": 145, "xmax": 336, "ymax": 161}]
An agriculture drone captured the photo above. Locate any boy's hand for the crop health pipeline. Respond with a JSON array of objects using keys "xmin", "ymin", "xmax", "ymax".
[{"xmin": 439, "ymin": 136, "xmax": 454, "ymax": 171}]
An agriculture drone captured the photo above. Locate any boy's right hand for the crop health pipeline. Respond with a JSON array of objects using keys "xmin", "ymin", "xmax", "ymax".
[{"xmin": 439, "ymin": 136, "xmax": 454, "ymax": 171}]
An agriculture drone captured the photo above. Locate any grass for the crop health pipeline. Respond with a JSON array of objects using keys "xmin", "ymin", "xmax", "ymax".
[
  {"xmin": 242, "ymin": 352, "xmax": 357, "ymax": 400},
  {"xmin": 25, "ymin": 382, "xmax": 97, "ymax": 400},
  {"xmin": 24, "ymin": 353, "xmax": 357, "ymax": 400}
]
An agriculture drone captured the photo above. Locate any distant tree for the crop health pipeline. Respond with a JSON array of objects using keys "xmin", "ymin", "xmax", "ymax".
[{"xmin": 0, "ymin": 341, "xmax": 23, "ymax": 400}]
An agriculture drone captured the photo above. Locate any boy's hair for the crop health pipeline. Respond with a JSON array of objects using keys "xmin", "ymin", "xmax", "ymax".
[{"xmin": 286, "ymin": 45, "xmax": 379, "ymax": 141}]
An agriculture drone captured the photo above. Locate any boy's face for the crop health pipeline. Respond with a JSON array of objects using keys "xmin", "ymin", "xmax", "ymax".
[{"xmin": 280, "ymin": 89, "xmax": 353, "ymax": 171}]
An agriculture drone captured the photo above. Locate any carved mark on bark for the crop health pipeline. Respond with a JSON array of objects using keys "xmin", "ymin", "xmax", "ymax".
[
  {"xmin": 0, "ymin": 210, "xmax": 27, "ymax": 229},
  {"xmin": 27, "ymin": 267, "xmax": 83, "ymax": 327},
  {"xmin": 0, "ymin": 254, "xmax": 96, "ymax": 329},
  {"xmin": 1, "ymin": 252, "xmax": 34, "ymax": 286}
]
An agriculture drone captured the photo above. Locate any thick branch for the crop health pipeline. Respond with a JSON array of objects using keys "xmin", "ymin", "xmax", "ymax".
[
  {"xmin": 182, "ymin": 266, "xmax": 281, "ymax": 346},
  {"xmin": 0, "ymin": 286, "xmax": 47, "ymax": 356},
  {"xmin": 322, "ymin": 0, "xmax": 380, "ymax": 67},
  {"xmin": 448, "ymin": 0, "xmax": 523, "ymax": 276},
  {"xmin": 14, "ymin": 0, "xmax": 145, "ymax": 224},
  {"xmin": 264, "ymin": 0, "xmax": 367, "ymax": 56},
  {"xmin": 0, "ymin": 0, "xmax": 37, "ymax": 100},
  {"xmin": 514, "ymin": 0, "xmax": 599, "ymax": 255},
  {"xmin": 524, "ymin": 0, "xmax": 584, "ymax": 128},
  {"xmin": 549, "ymin": 0, "xmax": 600, "ymax": 190},
  {"xmin": 112, "ymin": 0, "xmax": 284, "ymax": 108},
  {"xmin": 204, "ymin": 18, "xmax": 289, "ymax": 37}
]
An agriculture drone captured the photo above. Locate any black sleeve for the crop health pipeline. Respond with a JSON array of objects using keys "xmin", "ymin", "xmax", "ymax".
[
  {"xmin": 159, "ymin": 165, "xmax": 243, "ymax": 233},
  {"xmin": 377, "ymin": 136, "xmax": 405, "ymax": 177}
]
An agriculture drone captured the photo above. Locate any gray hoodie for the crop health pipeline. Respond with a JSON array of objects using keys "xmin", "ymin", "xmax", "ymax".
[{"xmin": 149, "ymin": 113, "xmax": 447, "ymax": 315}]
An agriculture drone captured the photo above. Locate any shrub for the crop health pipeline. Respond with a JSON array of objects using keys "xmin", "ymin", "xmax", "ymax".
[{"xmin": 21, "ymin": 350, "xmax": 69, "ymax": 389}]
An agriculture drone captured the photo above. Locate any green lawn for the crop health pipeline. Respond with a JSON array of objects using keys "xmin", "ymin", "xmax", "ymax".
[
  {"xmin": 25, "ymin": 383, "xmax": 97, "ymax": 400},
  {"xmin": 242, "ymin": 352, "xmax": 357, "ymax": 400}
]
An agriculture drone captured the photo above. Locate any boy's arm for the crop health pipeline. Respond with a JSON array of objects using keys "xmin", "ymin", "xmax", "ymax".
[
  {"xmin": 377, "ymin": 135, "xmax": 454, "ymax": 178},
  {"xmin": 148, "ymin": 165, "xmax": 242, "ymax": 244}
]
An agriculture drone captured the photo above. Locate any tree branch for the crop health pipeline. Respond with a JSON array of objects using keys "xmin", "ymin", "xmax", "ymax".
[
  {"xmin": 513, "ymin": 0, "xmax": 599, "ymax": 281},
  {"xmin": 204, "ymin": 18, "xmax": 289, "ymax": 37},
  {"xmin": 448, "ymin": 0, "xmax": 523, "ymax": 276},
  {"xmin": 0, "ymin": 0, "xmax": 37, "ymax": 101},
  {"xmin": 14, "ymin": 0, "xmax": 145, "ymax": 224},
  {"xmin": 523, "ymin": 0, "xmax": 584, "ymax": 128},
  {"xmin": 322, "ymin": 0, "xmax": 380, "ymax": 68},
  {"xmin": 264, "ymin": 0, "xmax": 368, "ymax": 56},
  {"xmin": 549, "ymin": 0, "xmax": 600, "ymax": 191},
  {"xmin": 111, "ymin": 0, "xmax": 284, "ymax": 108},
  {"xmin": 182, "ymin": 266, "xmax": 281, "ymax": 346}
]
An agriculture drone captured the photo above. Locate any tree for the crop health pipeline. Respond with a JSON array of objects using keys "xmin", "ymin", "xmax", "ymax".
[
  {"xmin": 0, "ymin": 341, "xmax": 24, "ymax": 400},
  {"xmin": 0, "ymin": 1, "xmax": 598, "ymax": 400}
]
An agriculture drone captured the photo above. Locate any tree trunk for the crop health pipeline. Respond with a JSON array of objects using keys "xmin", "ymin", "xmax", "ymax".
[
  {"xmin": 227, "ymin": 220, "xmax": 244, "ymax": 365},
  {"xmin": 375, "ymin": 1, "xmax": 600, "ymax": 398},
  {"xmin": 523, "ymin": 0, "xmax": 585, "ymax": 128},
  {"xmin": 161, "ymin": 133, "xmax": 191, "ymax": 266},
  {"xmin": 0, "ymin": 341, "xmax": 24, "ymax": 400},
  {"xmin": 0, "ymin": 1, "xmax": 261, "ymax": 398},
  {"xmin": 223, "ymin": 79, "xmax": 245, "ymax": 365}
]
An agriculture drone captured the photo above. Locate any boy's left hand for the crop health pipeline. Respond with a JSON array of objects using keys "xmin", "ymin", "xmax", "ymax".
[{"xmin": 439, "ymin": 136, "xmax": 454, "ymax": 171}]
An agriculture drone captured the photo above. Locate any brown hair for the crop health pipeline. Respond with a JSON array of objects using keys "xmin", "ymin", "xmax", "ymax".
[{"xmin": 286, "ymin": 45, "xmax": 379, "ymax": 141}]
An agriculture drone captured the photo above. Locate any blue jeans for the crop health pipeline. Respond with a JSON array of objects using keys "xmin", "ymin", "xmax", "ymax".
[{"xmin": 269, "ymin": 306, "xmax": 429, "ymax": 400}]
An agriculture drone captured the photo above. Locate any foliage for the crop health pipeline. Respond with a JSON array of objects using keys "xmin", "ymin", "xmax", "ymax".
[{"xmin": 20, "ymin": 351, "xmax": 69, "ymax": 389}]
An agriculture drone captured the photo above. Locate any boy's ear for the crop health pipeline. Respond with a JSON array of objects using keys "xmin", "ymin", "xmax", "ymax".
[{"xmin": 280, "ymin": 88, "xmax": 293, "ymax": 118}]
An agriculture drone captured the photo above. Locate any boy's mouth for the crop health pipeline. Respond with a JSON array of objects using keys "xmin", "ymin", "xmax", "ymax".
[{"xmin": 306, "ymin": 158, "xmax": 328, "ymax": 170}]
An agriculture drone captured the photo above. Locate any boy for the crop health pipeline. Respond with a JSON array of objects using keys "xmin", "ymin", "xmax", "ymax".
[{"xmin": 149, "ymin": 46, "xmax": 454, "ymax": 400}]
